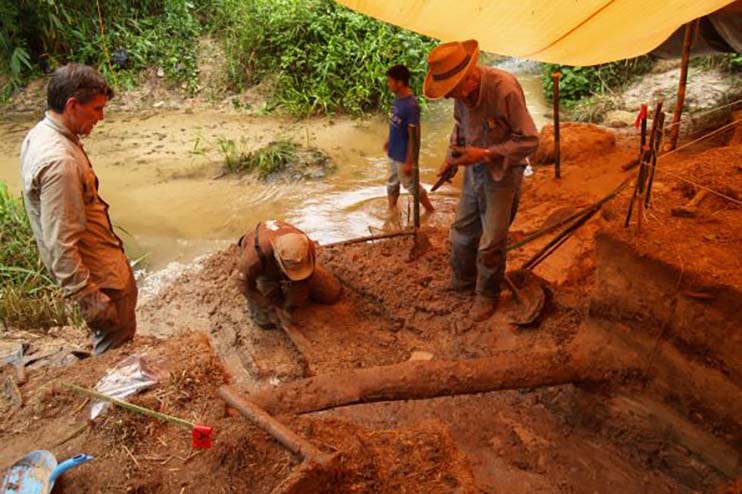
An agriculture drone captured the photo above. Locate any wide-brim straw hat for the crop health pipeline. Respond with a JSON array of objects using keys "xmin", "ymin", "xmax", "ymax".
[
  {"xmin": 271, "ymin": 233, "xmax": 315, "ymax": 281},
  {"xmin": 423, "ymin": 40, "xmax": 480, "ymax": 100}
]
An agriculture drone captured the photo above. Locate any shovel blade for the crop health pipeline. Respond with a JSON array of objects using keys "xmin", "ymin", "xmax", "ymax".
[{"xmin": 505, "ymin": 270, "xmax": 550, "ymax": 327}]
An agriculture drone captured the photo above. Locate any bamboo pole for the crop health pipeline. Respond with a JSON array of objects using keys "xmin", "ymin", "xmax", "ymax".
[
  {"xmin": 666, "ymin": 20, "xmax": 697, "ymax": 151},
  {"xmin": 65, "ymin": 383, "xmax": 193, "ymax": 429},
  {"xmin": 552, "ymin": 72, "xmax": 562, "ymax": 179}
]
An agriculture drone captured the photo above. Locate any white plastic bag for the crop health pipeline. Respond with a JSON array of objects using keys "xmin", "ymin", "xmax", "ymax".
[{"xmin": 90, "ymin": 355, "xmax": 157, "ymax": 419}]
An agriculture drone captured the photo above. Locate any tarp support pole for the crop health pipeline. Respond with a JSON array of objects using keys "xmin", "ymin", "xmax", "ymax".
[
  {"xmin": 667, "ymin": 20, "xmax": 698, "ymax": 151},
  {"xmin": 552, "ymin": 72, "xmax": 562, "ymax": 179}
]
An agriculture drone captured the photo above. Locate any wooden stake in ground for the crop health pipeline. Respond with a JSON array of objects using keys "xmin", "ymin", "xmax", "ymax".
[
  {"xmin": 625, "ymin": 100, "xmax": 663, "ymax": 229},
  {"xmin": 219, "ymin": 386, "xmax": 332, "ymax": 464},
  {"xmin": 666, "ymin": 20, "xmax": 698, "ymax": 151},
  {"xmin": 409, "ymin": 123, "xmax": 421, "ymax": 230},
  {"xmin": 218, "ymin": 386, "xmax": 337, "ymax": 494},
  {"xmin": 552, "ymin": 71, "xmax": 562, "ymax": 179},
  {"xmin": 644, "ymin": 111, "xmax": 666, "ymax": 209}
]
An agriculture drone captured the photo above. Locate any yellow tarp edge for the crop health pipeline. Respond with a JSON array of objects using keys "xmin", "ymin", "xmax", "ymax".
[{"xmin": 336, "ymin": 0, "xmax": 737, "ymax": 65}]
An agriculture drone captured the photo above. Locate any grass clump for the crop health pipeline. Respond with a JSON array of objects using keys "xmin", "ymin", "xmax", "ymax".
[
  {"xmin": 0, "ymin": 182, "xmax": 78, "ymax": 330},
  {"xmin": 219, "ymin": 138, "xmax": 334, "ymax": 180}
]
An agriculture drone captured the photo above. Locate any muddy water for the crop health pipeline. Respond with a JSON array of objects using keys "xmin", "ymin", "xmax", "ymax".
[{"xmin": 0, "ymin": 73, "xmax": 548, "ymax": 271}]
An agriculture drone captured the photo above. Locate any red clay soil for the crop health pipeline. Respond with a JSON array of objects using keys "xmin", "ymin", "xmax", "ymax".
[
  {"xmin": 609, "ymin": 144, "xmax": 742, "ymax": 287},
  {"xmin": 3, "ymin": 122, "xmax": 741, "ymax": 493},
  {"xmin": 136, "ymin": 121, "xmax": 738, "ymax": 493},
  {"xmin": 0, "ymin": 333, "xmax": 479, "ymax": 494}
]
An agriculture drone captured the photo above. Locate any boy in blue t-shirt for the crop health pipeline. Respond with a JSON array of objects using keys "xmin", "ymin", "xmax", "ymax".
[{"xmin": 383, "ymin": 65, "xmax": 435, "ymax": 212}]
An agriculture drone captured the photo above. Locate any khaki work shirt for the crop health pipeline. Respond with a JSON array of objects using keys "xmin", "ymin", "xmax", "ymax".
[
  {"xmin": 451, "ymin": 66, "xmax": 539, "ymax": 181},
  {"xmin": 20, "ymin": 113, "xmax": 130, "ymax": 297},
  {"xmin": 236, "ymin": 220, "xmax": 313, "ymax": 299}
]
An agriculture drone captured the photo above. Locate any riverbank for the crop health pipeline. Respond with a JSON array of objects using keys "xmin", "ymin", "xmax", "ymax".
[{"xmin": 0, "ymin": 69, "xmax": 550, "ymax": 272}]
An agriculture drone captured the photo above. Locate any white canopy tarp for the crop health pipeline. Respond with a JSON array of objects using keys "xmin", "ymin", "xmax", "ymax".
[{"xmin": 336, "ymin": 0, "xmax": 738, "ymax": 65}]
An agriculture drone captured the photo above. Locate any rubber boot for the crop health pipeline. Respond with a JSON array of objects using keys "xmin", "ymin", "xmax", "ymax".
[{"xmin": 471, "ymin": 295, "xmax": 498, "ymax": 322}]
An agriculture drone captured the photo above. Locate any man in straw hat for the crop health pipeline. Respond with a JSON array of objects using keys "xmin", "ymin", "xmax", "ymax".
[
  {"xmin": 235, "ymin": 220, "xmax": 342, "ymax": 329},
  {"xmin": 424, "ymin": 40, "xmax": 539, "ymax": 322}
]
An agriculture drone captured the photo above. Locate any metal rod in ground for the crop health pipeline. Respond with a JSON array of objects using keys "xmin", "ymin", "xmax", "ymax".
[
  {"xmin": 667, "ymin": 20, "xmax": 697, "ymax": 152},
  {"xmin": 218, "ymin": 385, "xmax": 331, "ymax": 465},
  {"xmin": 645, "ymin": 111, "xmax": 666, "ymax": 209},
  {"xmin": 409, "ymin": 124, "xmax": 421, "ymax": 229},
  {"xmin": 522, "ymin": 205, "xmax": 600, "ymax": 270},
  {"xmin": 322, "ymin": 229, "xmax": 415, "ymax": 248},
  {"xmin": 552, "ymin": 71, "xmax": 562, "ymax": 179},
  {"xmin": 509, "ymin": 176, "xmax": 631, "ymax": 253},
  {"xmin": 64, "ymin": 383, "xmax": 193, "ymax": 429}
]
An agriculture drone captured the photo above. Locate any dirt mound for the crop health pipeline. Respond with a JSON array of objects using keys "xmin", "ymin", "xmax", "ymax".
[{"xmin": 532, "ymin": 122, "xmax": 616, "ymax": 164}]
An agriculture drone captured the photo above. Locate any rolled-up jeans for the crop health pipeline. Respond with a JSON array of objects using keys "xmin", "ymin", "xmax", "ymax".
[
  {"xmin": 449, "ymin": 163, "xmax": 524, "ymax": 299},
  {"xmin": 88, "ymin": 266, "xmax": 138, "ymax": 355}
]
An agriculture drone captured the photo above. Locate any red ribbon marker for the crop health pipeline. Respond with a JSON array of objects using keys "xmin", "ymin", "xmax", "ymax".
[
  {"xmin": 634, "ymin": 104, "xmax": 648, "ymax": 129},
  {"xmin": 192, "ymin": 425, "xmax": 214, "ymax": 449}
]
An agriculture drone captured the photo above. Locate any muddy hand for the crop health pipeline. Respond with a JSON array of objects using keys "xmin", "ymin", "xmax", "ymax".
[
  {"xmin": 449, "ymin": 146, "xmax": 488, "ymax": 166},
  {"xmin": 271, "ymin": 306, "xmax": 293, "ymax": 327},
  {"xmin": 438, "ymin": 160, "xmax": 455, "ymax": 178}
]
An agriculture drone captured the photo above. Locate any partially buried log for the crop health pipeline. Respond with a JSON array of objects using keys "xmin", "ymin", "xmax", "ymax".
[{"xmin": 249, "ymin": 346, "xmax": 637, "ymax": 416}]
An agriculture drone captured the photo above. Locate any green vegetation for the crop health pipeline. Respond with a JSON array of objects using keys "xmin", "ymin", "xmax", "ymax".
[
  {"xmin": 0, "ymin": 0, "xmax": 205, "ymax": 98},
  {"xmin": 214, "ymin": 0, "xmax": 436, "ymax": 115},
  {"xmin": 542, "ymin": 57, "xmax": 654, "ymax": 103},
  {"xmin": 691, "ymin": 53, "xmax": 742, "ymax": 73},
  {"xmin": 0, "ymin": 183, "xmax": 78, "ymax": 329},
  {"xmin": 1, "ymin": 0, "xmax": 435, "ymax": 114},
  {"xmin": 219, "ymin": 138, "xmax": 335, "ymax": 180}
]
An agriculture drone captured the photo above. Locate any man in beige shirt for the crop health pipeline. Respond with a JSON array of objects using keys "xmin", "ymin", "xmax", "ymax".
[
  {"xmin": 20, "ymin": 63, "xmax": 137, "ymax": 355},
  {"xmin": 424, "ymin": 40, "xmax": 539, "ymax": 322}
]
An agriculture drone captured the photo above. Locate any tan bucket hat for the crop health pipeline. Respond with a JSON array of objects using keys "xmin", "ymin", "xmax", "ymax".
[
  {"xmin": 423, "ymin": 40, "xmax": 480, "ymax": 100},
  {"xmin": 271, "ymin": 233, "xmax": 315, "ymax": 281}
]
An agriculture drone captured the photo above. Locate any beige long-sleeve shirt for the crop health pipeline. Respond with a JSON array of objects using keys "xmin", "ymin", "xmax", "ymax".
[
  {"xmin": 451, "ymin": 66, "xmax": 539, "ymax": 181},
  {"xmin": 20, "ymin": 113, "xmax": 130, "ymax": 297}
]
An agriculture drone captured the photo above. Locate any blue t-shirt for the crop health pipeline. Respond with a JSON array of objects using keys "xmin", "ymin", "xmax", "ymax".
[{"xmin": 387, "ymin": 95, "xmax": 421, "ymax": 163}]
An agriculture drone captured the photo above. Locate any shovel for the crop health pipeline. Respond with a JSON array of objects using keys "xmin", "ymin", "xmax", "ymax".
[
  {"xmin": 503, "ymin": 269, "xmax": 549, "ymax": 326},
  {"xmin": 2, "ymin": 451, "xmax": 94, "ymax": 494}
]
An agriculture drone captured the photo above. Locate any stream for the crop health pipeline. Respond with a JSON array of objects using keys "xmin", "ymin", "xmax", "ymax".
[{"xmin": 0, "ymin": 69, "xmax": 549, "ymax": 279}]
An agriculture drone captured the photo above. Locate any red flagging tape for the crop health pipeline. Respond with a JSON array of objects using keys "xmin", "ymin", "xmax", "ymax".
[
  {"xmin": 192, "ymin": 424, "xmax": 214, "ymax": 449},
  {"xmin": 634, "ymin": 104, "xmax": 648, "ymax": 128}
]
